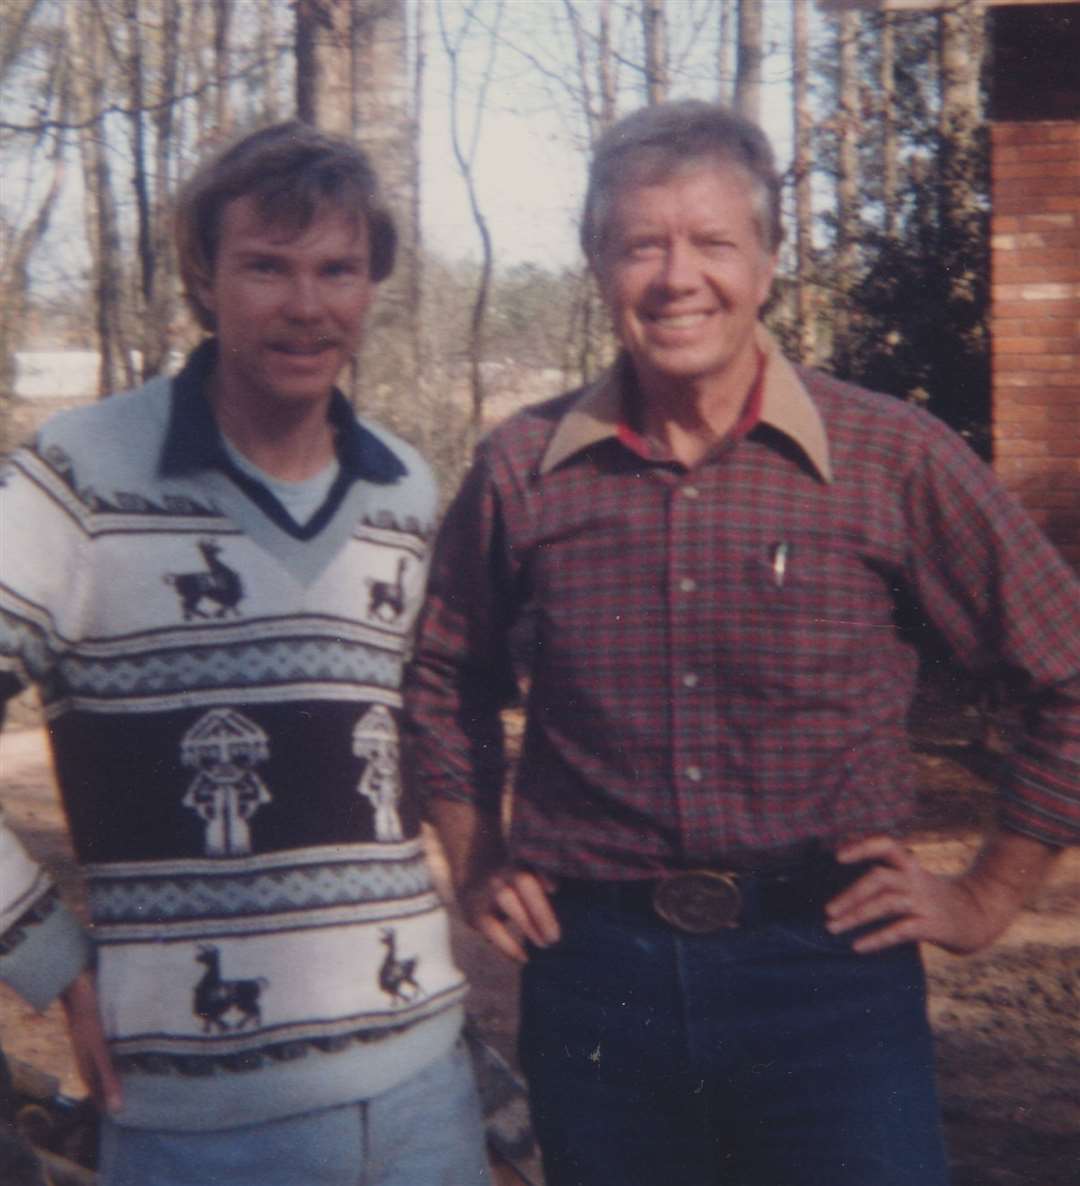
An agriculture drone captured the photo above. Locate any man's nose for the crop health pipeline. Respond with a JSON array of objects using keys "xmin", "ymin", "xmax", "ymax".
[
  {"xmin": 656, "ymin": 240, "xmax": 699, "ymax": 293},
  {"xmin": 282, "ymin": 274, "xmax": 324, "ymax": 320}
]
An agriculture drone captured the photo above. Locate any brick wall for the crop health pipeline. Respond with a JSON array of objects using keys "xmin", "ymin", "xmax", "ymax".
[{"xmin": 990, "ymin": 121, "xmax": 1080, "ymax": 570}]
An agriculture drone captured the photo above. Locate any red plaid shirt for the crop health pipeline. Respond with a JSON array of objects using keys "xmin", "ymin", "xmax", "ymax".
[{"xmin": 407, "ymin": 333, "xmax": 1080, "ymax": 877}]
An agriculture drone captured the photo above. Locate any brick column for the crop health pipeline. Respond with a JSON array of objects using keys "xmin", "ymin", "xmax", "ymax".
[{"xmin": 990, "ymin": 121, "xmax": 1080, "ymax": 570}]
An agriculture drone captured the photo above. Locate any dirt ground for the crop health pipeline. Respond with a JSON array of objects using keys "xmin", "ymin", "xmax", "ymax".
[{"xmin": 2, "ymin": 686, "xmax": 1078, "ymax": 1185}]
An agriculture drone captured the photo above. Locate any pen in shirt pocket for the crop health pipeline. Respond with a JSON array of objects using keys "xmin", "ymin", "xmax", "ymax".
[{"xmin": 770, "ymin": 541, "xmax": 790, "ymax": 588}]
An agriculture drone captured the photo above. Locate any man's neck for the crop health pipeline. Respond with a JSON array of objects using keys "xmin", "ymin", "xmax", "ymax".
[
  {"xmin": 635, "ymin": 348, "xmax": 761, "ymax": 469},
  {"xmin": 208, "ymin": 377, "xmax": 338, "ymax": 481}
]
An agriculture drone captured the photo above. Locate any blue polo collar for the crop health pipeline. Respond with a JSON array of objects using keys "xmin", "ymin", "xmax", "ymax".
[{"xmin": 159, "ymin": 338, "xmax": 406, "ymax": 486}]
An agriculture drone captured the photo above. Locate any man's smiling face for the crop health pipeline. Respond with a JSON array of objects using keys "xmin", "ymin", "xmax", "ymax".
[
  {"xmin": 196, "ymin": 195, "xmax": 374, "ymax": 416},
  {"xmin": 595, "ymin": 163, "xmax": 777, "ymax": 401}
]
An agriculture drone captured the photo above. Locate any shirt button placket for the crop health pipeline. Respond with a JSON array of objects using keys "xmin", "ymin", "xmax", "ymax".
[{"xmin": 671, "ymin": 479, "xmax": 709, "ymax": 856}]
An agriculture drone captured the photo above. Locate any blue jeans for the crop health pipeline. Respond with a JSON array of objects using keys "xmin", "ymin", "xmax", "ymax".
[
  {"xmin": 98, "ymin": 1041, "xmax": 491, "ymax": 1186},
  {"xmin": 519, "ymin": 888, "xmax": 950, "ymax": 1186}
]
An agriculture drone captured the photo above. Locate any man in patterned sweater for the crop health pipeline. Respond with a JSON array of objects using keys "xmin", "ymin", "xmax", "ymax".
[{"xmin": 0, "ymin": 122, "xmax": 490, "ymax": 1186}]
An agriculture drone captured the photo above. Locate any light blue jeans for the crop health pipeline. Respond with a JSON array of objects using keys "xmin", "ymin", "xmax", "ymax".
[{"xmin": 98, "ymin": 1042, "xmax": 492, "ymax": 1186}]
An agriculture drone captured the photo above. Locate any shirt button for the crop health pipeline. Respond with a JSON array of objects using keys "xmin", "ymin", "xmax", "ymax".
[
  {"xmin": 682, "ymin": 672, "xmax": 699, "ymax": 688},
  {"xmin": 685, "ymin": 765, "xmax": 703, "ymax": 783},
  {"xmin": 679, "ymin": 577, "xmax": 698, "ymax": 593},
  {"xmin": 682, "ymin": 485, "xmax": 700, "ymax": 499}
]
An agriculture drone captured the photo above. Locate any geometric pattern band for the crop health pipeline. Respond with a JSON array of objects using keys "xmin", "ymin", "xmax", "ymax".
[
  {"xmin": 88, "ymin": 856, "xmax": 435, "ymax": 924},
  {"xmin": 58, "ymin": 638, "xmax": 404, "ymax": 700}
]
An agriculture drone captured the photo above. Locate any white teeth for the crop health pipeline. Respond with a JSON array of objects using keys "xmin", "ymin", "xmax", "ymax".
[{"xmin": 652, "ymin": 313, "xmax": 708, "ymax": 329}]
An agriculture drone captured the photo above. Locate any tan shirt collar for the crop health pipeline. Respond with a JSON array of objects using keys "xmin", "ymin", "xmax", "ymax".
[{"xmin": 539, "ymin": 326, "xmax": 833, "ymax": 483}]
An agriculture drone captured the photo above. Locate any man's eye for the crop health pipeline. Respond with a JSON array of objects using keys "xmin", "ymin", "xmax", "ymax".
[
  {"xmin": 325, "ymin": 261, "xmax": 363, "ymax": 278},
  {"xmin": 626, "ymin": 240, "xmax": 663, "ymax": 259},
  {"xmin": 247, "ymin": 258, "xmax": 282, "ymax": 275}
]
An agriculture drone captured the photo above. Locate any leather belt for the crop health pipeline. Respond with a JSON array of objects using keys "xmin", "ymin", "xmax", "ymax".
[{"xmin": 556, "ymin": 858, "xmax": 861, "ymax": 934}]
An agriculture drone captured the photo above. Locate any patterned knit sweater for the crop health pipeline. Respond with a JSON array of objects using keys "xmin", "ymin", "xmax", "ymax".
[{"xmin": 0, "ymin": 344, "xmax": 467, "ymax": 1131}]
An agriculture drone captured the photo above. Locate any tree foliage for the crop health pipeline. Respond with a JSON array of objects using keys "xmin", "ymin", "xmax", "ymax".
[{"xmin": 808, "ymin": 4, "xmax": 990, "ymax": 448}]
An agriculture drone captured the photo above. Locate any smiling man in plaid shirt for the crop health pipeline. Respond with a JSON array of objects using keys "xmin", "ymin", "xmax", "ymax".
[{"xmin": 406, "ymin": 100, "xmax": 1080, "ymax": 1186}]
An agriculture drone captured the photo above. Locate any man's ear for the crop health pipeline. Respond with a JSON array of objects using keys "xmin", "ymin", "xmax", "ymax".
[
  {"xmin": 757, "ymin": 249, "xmax": 779, "ymax": 309},
  {"xmin": 193, "ymin": 270, "xmax": 216, "ymax": 316},
  {"xmin": 588, "ymin": 251, "xmax": 611, "ymax": 303}
]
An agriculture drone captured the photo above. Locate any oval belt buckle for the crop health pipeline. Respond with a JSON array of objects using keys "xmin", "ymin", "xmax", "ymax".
[{"xmin": 651, "ymin": 870, "xmax": 742, "ymax": 933}]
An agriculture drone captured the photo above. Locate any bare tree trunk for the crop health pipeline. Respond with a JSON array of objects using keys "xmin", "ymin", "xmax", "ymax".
[
  {"xmin": 936, "ymin": 0, "xmax": 987, "ymax": 431},
  {"xmin": 149, "ymin": 0, "xmax": 181, "ymax": 373},
  {"xmin": 596, "ymin": 0, "xmax": 615, "ymax": 130},
  {"xmin": 351, "ymin": 0, "xmax": 419, "ymax": 423},
  {"xmin": 833, "ymin": 9, "xmax": 860, "ymax": 375},
  {"xmin": 437, "ymin": 0, "xmax": 503, "ymax": 445},
  {"xmin": 642, "ymin": 0, "xmax": 667, "ymax": 105},
  {"xmin": 938, "ymin": 0, "xmax": 982, "ymax": 308},
  {"xmin": 124, "ymin": 0, "xmax": 157, "ymax": 380},
  {"xmin": 192, "ymin": 0, "xmax": 213, "ymax": 144},
  {"xmin": 295, "ymin": 0, "xmax": 322, "ymax": 124},
  {"xmin": 716, "ymin": 0, "xmax": 735, "ymax": 104},
  {"xmin": 213, "ymin": 0, "xmax": 233, "ymax": 134},
  {"xmin": 562, "ymin": 0, "xmax": 618, "ymax": 385},
  {"xmin": 565, "ymin": 0, "xmax": 596, "ymax": 140},
  {"xmin": 254, "ymin": 0, "xmax": 281, "ymax": 122},
  {"xmin": 411, "ymin": 0, "xmax": 426, "ymax": 382},
  {"xmin": 1, "ymin": 0, "xmax": 47, "ymax": 83},
  {"xmin": 880, "ymin": 9, "xmax": 898, "ymax": 241},
  {"xmin": 734, "ymin": 0, "xmax": 763, "ymax": 123},
  {"xmin": 72, "ymin": 0, "xmax": 133, "ymax": 395},
  {"xmin": 563, "ymin": 0, "xmax": 616, "ymax": 140},
  {"xmin": 295, "ymin": 0, "xmax": 350, "ymax": 131},
  {"xmin": 792, "ymin": 0, "xmax": 814, "ymax": 363}
]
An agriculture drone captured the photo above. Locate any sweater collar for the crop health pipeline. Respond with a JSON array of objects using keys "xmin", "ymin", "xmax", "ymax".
[
  {"xmin": 159, "ymin": 339, "xmax": 406, "ymax": 485},
  {"xmin": 539, "ymin": 325, "xmax": 833, "ymax": 483}
]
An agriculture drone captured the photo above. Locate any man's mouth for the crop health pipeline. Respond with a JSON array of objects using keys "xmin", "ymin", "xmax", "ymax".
[
  {"xmin": 647, "ymin": 312, "xmax": 711, "ymax": 330},
  {"xmin": 271, "ymin": 340, "xmax": 337, "ymax": 356}
]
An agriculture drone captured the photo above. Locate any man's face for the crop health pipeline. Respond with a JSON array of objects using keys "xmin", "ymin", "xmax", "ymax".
[
  {"xmin": 594, "ymin": 163, "xmax": 777, "ymax": 397},
  {"xmin": 196, "ymin": 195, "xmax": 374, "ymax": 412}
]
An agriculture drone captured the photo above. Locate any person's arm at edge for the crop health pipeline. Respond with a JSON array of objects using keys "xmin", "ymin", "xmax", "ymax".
[
  {"xmin": 827, "ymin": 422, "xmax": 1078, "ymax": 956},
  {"xmin": 407, "ymin": 438, "xmax": 560, "ymax": 962},
  {"xmin": 0, "ymin": 698, "xmax": 122, "ymax": 1114}
]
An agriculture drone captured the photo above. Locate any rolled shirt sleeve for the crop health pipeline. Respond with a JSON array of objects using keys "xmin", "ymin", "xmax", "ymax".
[
  {"xmin": 405, "ymin": 443, "xmax": 522, "ymax": 816},
  {"xmin": 903, "ymin": 427, "xmax": 1080, "ymax": 847}
]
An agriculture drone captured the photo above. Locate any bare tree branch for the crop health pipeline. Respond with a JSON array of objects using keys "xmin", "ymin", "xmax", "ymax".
[{"xmin": 436, "ymin": 0, "xmax": 505, "ymax": 441}]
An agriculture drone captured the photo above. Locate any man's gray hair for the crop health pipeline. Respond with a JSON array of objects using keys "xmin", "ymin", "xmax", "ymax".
[{"xmin": 581, "ymin": 100, "xmax": 783, "ymax": 261}]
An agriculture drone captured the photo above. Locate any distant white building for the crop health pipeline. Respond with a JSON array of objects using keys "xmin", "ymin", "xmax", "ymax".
[
  {"xmin": 16, "ymin": 351, "xmax": 102, "ymax": 400},
  {"xmin": 15, "ymin": 351, "xmax": 184, "ymax": 400}
]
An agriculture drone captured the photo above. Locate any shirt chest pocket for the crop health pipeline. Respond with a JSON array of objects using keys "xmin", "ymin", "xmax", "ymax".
[{"xmin": 716, "ymin": 539, "xmax": 895, "ymax": 682}]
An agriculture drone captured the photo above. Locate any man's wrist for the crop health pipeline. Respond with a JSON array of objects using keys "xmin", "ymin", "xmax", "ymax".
[{"xmin": 963, "ymin": 832, "xmax": 1060, "ymax": 931}]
